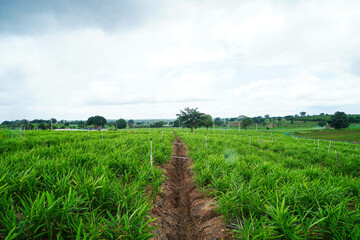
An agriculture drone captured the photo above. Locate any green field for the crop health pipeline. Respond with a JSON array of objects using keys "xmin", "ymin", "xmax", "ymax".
[
  {"xmin": 0, "ymin": 129, "xmax": 174, "ymax": 239},
  {"xmin": 1, "ymin": 128, "xmax": 360, "ymax": 239},
  {"xmin": 178, "ymin": 128, "xmax": 360, "ymax": 239},
  {"xmin": 293, "ymin": 128, "xmax": 360, "ymax": 143}
]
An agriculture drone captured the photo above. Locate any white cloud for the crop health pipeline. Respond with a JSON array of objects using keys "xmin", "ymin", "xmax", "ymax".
[{"xmin": 0, "ymin": 0, "xmax": 359, "ymax": 121}]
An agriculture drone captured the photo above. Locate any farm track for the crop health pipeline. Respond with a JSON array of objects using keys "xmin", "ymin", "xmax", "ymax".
[{"xmin": 151, "ymin": 134, "xmax": 229, "ymax": 240}]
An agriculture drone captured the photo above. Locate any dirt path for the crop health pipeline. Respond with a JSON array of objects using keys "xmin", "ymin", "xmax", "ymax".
[{"xmin": 151, "ymin": 134, "xmax": 229, "ymax": 240}]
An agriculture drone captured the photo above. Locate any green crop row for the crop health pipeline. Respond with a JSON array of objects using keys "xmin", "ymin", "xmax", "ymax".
[
  {"xmin": 0, "ymin": 129, "xmax": 174, "ymax": 239},
  {"xmin": 177, "ymin": 128, "xmax": 360, "ymax": 239}
]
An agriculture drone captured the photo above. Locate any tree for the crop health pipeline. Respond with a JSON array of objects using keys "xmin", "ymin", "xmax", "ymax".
[
  {"xmin": 176, "ymin": 107, "xmax": 205, "ymax": 132},
  {"xmin": 241, "ymin": 117, "xmax": 252, "ymax": 130},
  {"xmin": 128, "ymin": 119, "xmax": 135, "ymax": 128},
  {"xmin": 87, "ymin": 115, "xmax": 107, "ymax": 127},
  {"xmin": 51, "ymin": 118, "xmax": 57, "ymax": 124},
  {"xmin": 318, "ymin": 121, "xmax": 327, "ymax": 127},
  {"xmin": 328, "ymin": 111, "xmax": 349, "ymax": 130},
  {"xmin": 201, "ymin": 114, "xmax": 213, "ymax": 130},
  {"xmin": 116, "ymin": 119, "xmax": 127, "ymax": 129},
  {"xmin": 300, "ymin": 112, "xmax": 306, "ymax": 117},
  {"xmin": 38, "ymin": 123, "xmax": 45, "ymax": 130},
  {"xmin": 172, "ymin": 119, "xmax": 180, "ymax": 127},
  {"xmin": 214, "ymin": 117, "xmax": 223, "ymax": 126}
]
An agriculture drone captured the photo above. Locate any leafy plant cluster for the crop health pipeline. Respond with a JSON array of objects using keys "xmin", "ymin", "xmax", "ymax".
[
  {"xmin": 0, "ymin": 129, "xmax": 174, "ymax": 239},
  {"xmin": 177, "ymin": 128, "xmax": 360, "ymax": 239}
]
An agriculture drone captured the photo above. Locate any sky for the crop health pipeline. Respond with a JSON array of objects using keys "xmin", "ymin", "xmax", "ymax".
[{"xmin": 0, "ymin": 0, "xmax": 359, "ymax": 122}]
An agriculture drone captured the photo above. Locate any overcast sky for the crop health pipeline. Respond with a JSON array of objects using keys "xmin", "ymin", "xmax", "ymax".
[{"xmin": 0, "ymin": 0, "xmax": 359, "ymax": 122}]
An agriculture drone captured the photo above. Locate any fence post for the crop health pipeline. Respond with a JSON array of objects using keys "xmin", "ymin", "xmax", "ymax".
[
  {"xmin": 249, "ymin": 135, "xmax": 252, "ymax": 151},
  {"xmin": 335, "ymin": 149, "xmax": 339, "ymax": 171},
  {"xmin": 150, "ymin": 138, "xmax": 153, "ymax": 168}
]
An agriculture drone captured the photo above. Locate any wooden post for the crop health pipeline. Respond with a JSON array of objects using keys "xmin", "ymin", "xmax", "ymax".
[
  {"xmin": 335, "ymin": 149, "xmax": 339, "ymax": 171},
  {"xmin": 249, "ymin": 136, "xmax": 252, "ymax": 151},
  {"xmin": 150, "ymin": 138, "xmax": 153, "ymax": 168},
  {"xmin": 328, "ymin": 141, "xmax": 331, "ymax": 153}
]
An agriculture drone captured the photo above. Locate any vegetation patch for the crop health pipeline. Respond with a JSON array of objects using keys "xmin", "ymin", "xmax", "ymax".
[{"xmin": 294, "ymin": 128, "xmax": 360, "ymax": 143}]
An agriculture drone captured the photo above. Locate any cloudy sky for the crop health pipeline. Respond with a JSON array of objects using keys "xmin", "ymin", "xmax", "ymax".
[{"xmin": 0, "ymin": 0, "xmax": 359, "ymax": 122}]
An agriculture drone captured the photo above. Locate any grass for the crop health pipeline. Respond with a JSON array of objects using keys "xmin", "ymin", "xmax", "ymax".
[{"xmin": 293, "ymin": 128, "xmax": 360, "ymax": 143}]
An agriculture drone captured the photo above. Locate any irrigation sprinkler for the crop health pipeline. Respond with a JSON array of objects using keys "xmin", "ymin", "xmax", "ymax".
[
  {"xmin": 150, "ymin": 138, "xmax": 153, "ymax": 168},
  {"xmin": 328, "ymin": 141, "xmax": 331, "ymax": 153}
]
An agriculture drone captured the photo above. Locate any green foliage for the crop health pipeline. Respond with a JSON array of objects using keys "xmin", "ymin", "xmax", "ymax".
[
  {"xmin": 328, "ymin": 111, "xmax": 350, "ymax": 130},
  {"xmin": 177, "ymin": 128, "xmax": 360, "ymax": 239},
  {"xmin": 86, "ymin": 115, "xmax": 107, "ymax": 127},
  {"xmin": 128, "ymin": 119, "xmax": 135, "ymax": 128},
  {"xmin": 0, "ymin": 129, "xmax": 174, "ymax": 239},
  {"xmin": 318, "ymin": 120, "xmax": 327, "ymax": 127},
  {"xmin": 241, "ymin": 117, "xmax": 252, "ymax": 130},
  {"xmin": 116, "ymin": 118, "xmax": 127, "ymax": 129},
  {"xmin": 201, "ymin": 114, "xmax": 213, "ymax": 129},
  {"xmin": 176, "ymin": 107, "xmax": 205, "ymax": 132},
  {"xmin": 214, "ymin": 117, "xmax": 223, "ymax": 126}
]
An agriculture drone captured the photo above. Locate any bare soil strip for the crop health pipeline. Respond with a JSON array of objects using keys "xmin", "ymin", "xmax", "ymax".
[{"xmin": 151, "ymin": 134, "xmax": 229, "ymax": 240}]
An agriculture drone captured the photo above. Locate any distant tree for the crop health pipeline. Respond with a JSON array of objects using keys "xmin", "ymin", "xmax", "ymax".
[
  {"xmin": 152, "ymin": 121, "xmax": 165, "ymax": 128},
  {"xmin": 214, "ymin": 117, "xmax": 223, "ymax": 126},
  {"xmin": 328, "ymin": 111, "xmax": 349, "ymax": 130},
  {"xmin": 177, "ymin": 107, "xmax": 205, "ymax": 132},
  {"xmin": 264, "ymin": 114, "xmax": 270, "ymax": 119},
  {"xmin": 318, "ymin": 121, "xmax": 327, "ymax": 127},
  {"xmin": 201, "ymin": 114, "xmax": 213, "ymax": 130},
  {"xmin": 241, "ymin": 117, "xmax": 253, "ymax": 130},
  {"xmin": 38, "ymin": 123, "xmax": 45, "ymax": 130},
  {"xmin": 78, "ymin": 121, "xmax": 85, "ymax": 128},
  {"xmin": 87, "ymin": 115, "xmax": 107, "ymax": 127},
  {"xmin": 238, "ymin": 115, "xmax": 247, "ymax": 120},
  {"xmin": 1, "ymin": 120, "xmax": 11, "ymax": 125},
  {"xmin": 116, "ymin": 119, "xmax": 127, "ymax": 129},
  {"xmin": 128, "ymin": 119, "xmax": 135, "ymax": 128},
  {"xmin": 300, "ymin": 112, "xmax": 306, "ymax": 117},
  {"xmin": 64, "ymin": 122, "xmax": 70, "ymax": 127},
  {"xmin": 172, "ymin": 119, "xmax": 180, "ymax": 127},
  {"xmin": 51, "ymin": 118, "xmax": 57, "ymax": 124}
]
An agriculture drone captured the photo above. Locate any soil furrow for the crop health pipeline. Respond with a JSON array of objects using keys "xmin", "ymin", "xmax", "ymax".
[{"xmin": 151, "ymin": 134, "xmax": 229, "ymax": 240}]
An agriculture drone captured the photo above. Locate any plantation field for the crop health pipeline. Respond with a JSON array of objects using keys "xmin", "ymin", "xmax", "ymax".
[
  {"xmin": 0, "ymin": 129, "xmax": 174, "ymax": 239},
  {"xmin": 293, "ymin": 128, "xmax": 360, "ymax": 143},
  {"xmin": 1, "ymin": 127, "xmax": 360, "ymax": 239},
  {"xmin": 177, "ymin": 128, "xmax": 360, "ymax": 239}
]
